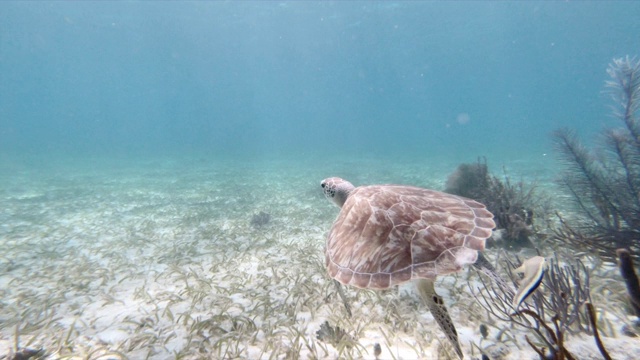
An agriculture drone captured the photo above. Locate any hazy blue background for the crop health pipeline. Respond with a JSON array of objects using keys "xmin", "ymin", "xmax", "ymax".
[{"xmin": 2, "ymin": 1, "xmax": 640, "ymax": 161}]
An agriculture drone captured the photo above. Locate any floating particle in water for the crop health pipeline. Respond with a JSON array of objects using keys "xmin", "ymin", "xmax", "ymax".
[{"xmin": 457, "ymin": 112, "xmax": 470, "ymax": 125}]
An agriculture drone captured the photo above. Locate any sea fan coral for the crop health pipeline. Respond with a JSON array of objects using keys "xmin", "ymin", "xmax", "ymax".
[{"xmin": 471, "ymin": 254, "xmax": 610, "ymax": 360}]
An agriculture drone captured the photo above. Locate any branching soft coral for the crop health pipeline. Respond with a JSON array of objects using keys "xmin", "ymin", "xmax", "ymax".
[
  {"xmin": 445, "ymin": 159, "xmax": 542, "ymax": 249},
  {"xmin": 553, "ymin": 56, "xmax": 640, "ymax": 264}
]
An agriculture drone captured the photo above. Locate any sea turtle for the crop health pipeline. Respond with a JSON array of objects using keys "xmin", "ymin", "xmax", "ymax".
[{"xmin": 320, "ymin": 177, "xmax": 497, "ymax": 359}]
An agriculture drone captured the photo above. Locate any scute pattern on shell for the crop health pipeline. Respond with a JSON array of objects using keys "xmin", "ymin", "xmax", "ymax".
[{"xmin": 326, "ymin": 185, "xmax": 495, "ymax": 290}]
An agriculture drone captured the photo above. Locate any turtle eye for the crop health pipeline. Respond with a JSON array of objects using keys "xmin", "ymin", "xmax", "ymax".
[{"xmin": 321, "ymin": 183, "xmax": 325, "ymax": 188}]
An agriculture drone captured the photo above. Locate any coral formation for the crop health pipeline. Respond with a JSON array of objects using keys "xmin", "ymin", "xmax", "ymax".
[
  {"xmin": 445, "ymin": 159, "xmax": 544, "ymax": 248},
  {"xmin": 315, "ymin": 320, "xmax": 353, "ymax": 347},
  {"xmin": 553, "ymin": 56, "xmax": 640, "ymax": 264},
  {"xmin": 250, "ymin": 211, "xmax": 271, "ymax": 228},
  {"xmin": 444, "ymin": 160, "xmax": 490, "ymax": 200}
]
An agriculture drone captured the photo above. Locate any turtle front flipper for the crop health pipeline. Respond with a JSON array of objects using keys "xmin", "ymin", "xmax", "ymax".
[{"xmin": 416, "ymin": 279, "xmax": 463, "ymax": 359}]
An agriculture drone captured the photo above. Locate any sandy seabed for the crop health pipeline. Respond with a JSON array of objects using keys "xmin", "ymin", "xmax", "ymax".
[{"xmin": 1, "ymin": 154, "xmax": 639, "ymax": 359}]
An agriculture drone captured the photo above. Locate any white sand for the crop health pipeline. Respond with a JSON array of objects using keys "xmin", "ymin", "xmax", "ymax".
[{"xmin": 1, "ymin": 154, "xmax": 639, "ymax": 359}]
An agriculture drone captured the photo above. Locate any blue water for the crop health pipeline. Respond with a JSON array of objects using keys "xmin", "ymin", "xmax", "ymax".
[
  {"xmin": 1, "ymin": 1, "xmax": 640, "ymax": 161},
  {"xmin": 4, "ymin": 3, "xmax": 640, "ymax": 358}
]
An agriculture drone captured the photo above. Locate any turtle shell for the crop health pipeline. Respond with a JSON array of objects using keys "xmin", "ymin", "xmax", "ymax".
[{"xmin": 326, "ymin": 184, "xmax": 495, "ymax": 290}]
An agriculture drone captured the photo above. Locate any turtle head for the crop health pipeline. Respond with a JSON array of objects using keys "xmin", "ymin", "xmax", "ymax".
[{"xmin": 321, "ymin": 177, "xmax": 355, "ymax": 208}]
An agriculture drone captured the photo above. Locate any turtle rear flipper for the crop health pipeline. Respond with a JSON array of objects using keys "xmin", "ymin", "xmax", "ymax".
[{"xmin": 417, "ymin": 278, "xmax": 463, "ymax": 359}]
